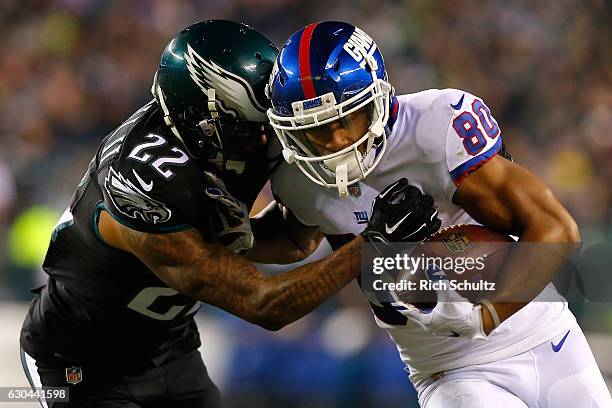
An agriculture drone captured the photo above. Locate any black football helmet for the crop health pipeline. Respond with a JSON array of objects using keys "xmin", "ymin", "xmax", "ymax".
[{"xmin": 152, "ymin": 19, "xmax": 279, "ymax": 174}]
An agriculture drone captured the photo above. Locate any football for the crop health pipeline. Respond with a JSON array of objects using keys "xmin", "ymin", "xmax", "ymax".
[{"xmin": 396, "ymin": 224, "xmax": 514, "ymax": 308}]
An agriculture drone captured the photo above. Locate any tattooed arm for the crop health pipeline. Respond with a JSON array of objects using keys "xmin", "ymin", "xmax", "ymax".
[{"xmin": 97, "ymin": 211, "xmax": 361, "ymax": 331}]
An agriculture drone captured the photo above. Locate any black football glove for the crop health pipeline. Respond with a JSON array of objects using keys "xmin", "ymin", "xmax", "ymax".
[{"xmin": 361, "ymin": 178, "xmax": 441, "ymax": 247}]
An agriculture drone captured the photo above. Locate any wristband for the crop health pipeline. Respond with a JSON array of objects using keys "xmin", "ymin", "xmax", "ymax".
[{"xmin": 479, "ymin": 299, "xmax": 501, "ymax": 329}]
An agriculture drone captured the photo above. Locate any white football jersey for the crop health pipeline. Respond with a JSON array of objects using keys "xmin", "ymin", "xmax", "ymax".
[{"xmin": 271, "ymin": 89, "xmax": 577, "ymax": 377}]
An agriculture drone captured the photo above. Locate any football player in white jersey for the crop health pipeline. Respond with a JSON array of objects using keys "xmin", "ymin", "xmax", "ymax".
[{"xmin": 261, "ymin": 21, "xmax": 612, "ymax": 407}]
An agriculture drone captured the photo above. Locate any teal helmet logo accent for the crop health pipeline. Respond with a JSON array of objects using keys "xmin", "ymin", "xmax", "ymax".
[{"xmin": 184, "ymin": 44, "xmax": 268, "ymax": 122}]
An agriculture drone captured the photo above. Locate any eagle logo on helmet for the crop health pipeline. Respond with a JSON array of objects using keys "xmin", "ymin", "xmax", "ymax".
[
  {"xmin": 184, "ymin": 44, "xmax": 267, "ymax": 122},
  {"xmin": 104, "ymin": 167, "xmax": 172, "ymax": 224}
]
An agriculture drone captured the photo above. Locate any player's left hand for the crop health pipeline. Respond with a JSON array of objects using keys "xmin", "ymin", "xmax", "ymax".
[
  {"xmin": 203, "ymin": 170, "xmax": 254, "ymax": 254},
  {"xmin": 397, "ymin": 285, "xmax": 488, "ymax": 340}
]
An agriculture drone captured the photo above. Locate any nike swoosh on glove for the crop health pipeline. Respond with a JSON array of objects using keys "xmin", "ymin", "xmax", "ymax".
[
  {"xmin": 362, "ymin": 178, "xmax": 442, "ymax": 249},
  {"xmin": 203, "ymin": 171, "xmax": 254, "ymax": 254}
]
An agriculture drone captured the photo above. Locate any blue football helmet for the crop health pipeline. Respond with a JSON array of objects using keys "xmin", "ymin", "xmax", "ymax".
[{"xmin": 267, "ymin": 21, "xmax": 392, "ymax": 197}]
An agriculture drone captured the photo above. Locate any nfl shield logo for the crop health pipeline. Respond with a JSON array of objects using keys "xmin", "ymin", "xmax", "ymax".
[
  {"xmin": 65, "ymin": 367, "xmax": 82, "ymax": 385},
  {"xmin": 441, "ymin": 233, "xmax": 472, "ymax": 254},
  {"xmin": 348, "ymin": 185, "xmax": 362, "ymax": 197}
]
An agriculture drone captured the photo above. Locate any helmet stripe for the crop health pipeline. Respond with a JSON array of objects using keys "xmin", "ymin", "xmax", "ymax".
[{"xmin": 298, "ymin": 22, "xmax": 318, "ymax": 100}]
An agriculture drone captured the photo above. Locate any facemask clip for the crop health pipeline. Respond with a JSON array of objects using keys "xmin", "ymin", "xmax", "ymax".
[
  {"xmin": 335, "ymin": 162, "xmax": 349, "ymax": 198},
  {"xmin": 282, "ymin": 148, "xmax": 296, "ymax": 164}
]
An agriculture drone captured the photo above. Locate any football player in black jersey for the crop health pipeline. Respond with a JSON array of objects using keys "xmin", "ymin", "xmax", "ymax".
[{"xmin": 19, "ymin": 19, "xmax": 440, "ymax": 408}]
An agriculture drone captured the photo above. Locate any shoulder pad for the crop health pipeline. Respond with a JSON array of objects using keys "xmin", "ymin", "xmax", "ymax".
[
  {"xmin": 407, "ymin": 89, "xmax": 462, "ymax": 162},
  {"xmin": 95, "ymin": 108, "xmax": 212, "ymax": 233},
  {"xmin": 442, "ymin": 89, "xmax": 503, "ymax": 184}
]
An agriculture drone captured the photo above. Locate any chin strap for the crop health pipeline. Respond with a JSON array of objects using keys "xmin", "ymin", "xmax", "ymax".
[{"xmin": 207, "ymin": 88, "xmax": 220, "ymax": 120}]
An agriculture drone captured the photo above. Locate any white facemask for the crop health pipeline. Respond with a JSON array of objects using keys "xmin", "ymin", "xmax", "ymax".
[{"xmin": 268, "ymin": 70, "xmax": 392, "ymax": 197}]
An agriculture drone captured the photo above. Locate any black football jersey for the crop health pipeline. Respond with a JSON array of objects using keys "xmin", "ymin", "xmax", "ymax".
[{"xmin": 20, "ymin": 100, "xmax": 268, "ymax": 370}]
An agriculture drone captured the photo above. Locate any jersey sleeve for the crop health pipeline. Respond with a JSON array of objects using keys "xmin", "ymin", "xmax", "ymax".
[
  {"xmin": 445, "ymin": 91, "xmax": 503, "ymax": 185},
  {"xmin": 97, "ymin": 133, "xmax": 209, "ymax": 234},
  {"xmin": 270, "ymin": 163, "xmax": 321, "ymax": 228}
]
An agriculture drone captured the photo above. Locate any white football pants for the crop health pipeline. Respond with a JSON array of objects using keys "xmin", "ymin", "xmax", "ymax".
[{"xmin": 419, "ymin": 323, "xmax": 612, "ymax": 407}]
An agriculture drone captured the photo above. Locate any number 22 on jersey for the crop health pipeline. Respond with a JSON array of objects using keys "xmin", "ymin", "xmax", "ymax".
[{"xmin": 128, "ymin": 134, "xmax": 189, "ymax": 180}]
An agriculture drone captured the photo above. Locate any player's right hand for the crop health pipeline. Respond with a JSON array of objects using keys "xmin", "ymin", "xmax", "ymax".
[
  {"xmin": 361, "ymin": 178, "xmax": 441, "ymax": 246},
  {"xmin": 398, "ymin": 286, "xmax": 487, "ymax": 340},
  {"xmin": 202, "ymin": 171, "xmax": 254, "ymax": 254}
]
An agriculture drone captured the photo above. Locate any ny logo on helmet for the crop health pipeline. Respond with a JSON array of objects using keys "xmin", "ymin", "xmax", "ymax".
[{"xmin": 343, "ymin": 27, "xmax": 377, "ymax": 68}]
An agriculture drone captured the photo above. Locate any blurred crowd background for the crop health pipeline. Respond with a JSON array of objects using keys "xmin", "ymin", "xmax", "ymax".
[{"xmin": 0, "ymin": 0, "xmax": 610, "ymax": 407}]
